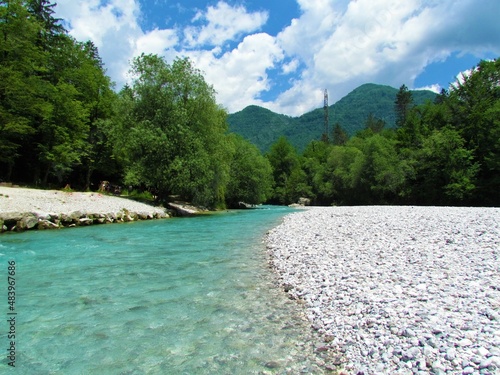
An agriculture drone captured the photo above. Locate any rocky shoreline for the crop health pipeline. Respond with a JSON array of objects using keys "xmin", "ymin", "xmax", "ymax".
[
  {"xmin": 266, "ymin": 206, "xmax": 500, "ymax": 375},
  {"xmin": 0, "ymin": 186, "xmax": 169, "ymax": 233}
]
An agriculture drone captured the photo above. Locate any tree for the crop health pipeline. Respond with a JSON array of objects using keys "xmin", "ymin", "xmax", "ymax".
[
  {"xmin": 446, "ymin": 59, "xmax": 500, "ymax": 204},
  {"xmin": 364, "ymin": 113, "xmax": 385, "ymax": 133},
  {"xmin": 26, "ymin": 0, "xmax": 65, "ymax": 51},
  {"xmin": 225, "ymin": 135, "xmax": 273, "ymax": 207},
  {"xmin": 266, "ymin": 136, "xmax": 302, "ymax": 204},
  {"xmin": 0, "ymin": 0, "xmax": 42, "ymax": 179},
  {"xmin": 332, "ymin": 123, "xmax": 349, "ymax": 146},
  {"xmin": 69, "ymin": 41, "xmax": 117, "ymax": 190},
  {"xmin": 395, "ymin": 84, "xmax": 413, "ymax": 127},
  {"xmin": 412, "ymin": 127, "xmax": 478, "ymax": 204},
  {"xmin": 111, "ymin": 54, "xmax": 231, "ymax": 207},
  {"xmin": 324, "ymin": 145, "xmax": 365, "ymax": 204},
  {"xmin": 357, "ymin": 134, "xmax": 407, "ymax": 203},
  {"xmin": 301, "ymin": 140, "xmax": 332, "ymax": 204}
]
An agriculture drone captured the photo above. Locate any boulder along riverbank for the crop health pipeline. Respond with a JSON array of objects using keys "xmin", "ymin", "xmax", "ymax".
[
  {"xmin": 266, "ymin": 206, "xmax": 500, "ymax": 375},
  {"xmin": 0, "ymin": 186, "xmax": 169, "ymax": 233}
]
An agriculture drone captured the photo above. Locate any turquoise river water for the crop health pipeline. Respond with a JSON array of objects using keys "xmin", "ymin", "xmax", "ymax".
[{"xmin": 0, "ymin": 206, "xmax": 326, "ymax": 374}]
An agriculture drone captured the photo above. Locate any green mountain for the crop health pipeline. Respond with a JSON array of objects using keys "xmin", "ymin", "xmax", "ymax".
[{"xmin": 227, "ymin": 83, "xmax": 437, "ymax": 152}]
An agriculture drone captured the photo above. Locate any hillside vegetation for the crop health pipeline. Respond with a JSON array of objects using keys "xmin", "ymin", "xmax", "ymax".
[
  {"xmin": 227, "ymin": 84, "xmax": 437, "ymax": 152},
  {"xmin": 1, "ymin": 1, "xmax": 498, "ymax": 207}
]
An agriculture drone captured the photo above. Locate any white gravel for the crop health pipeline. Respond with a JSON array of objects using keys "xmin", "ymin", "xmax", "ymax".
[
  {"xmin": 266, "ymin": 206, "xmax": 500, "ymax": 375},
  {"xmin": 0, "ymin": 186, "xmax": 166, "ymax": 217}
]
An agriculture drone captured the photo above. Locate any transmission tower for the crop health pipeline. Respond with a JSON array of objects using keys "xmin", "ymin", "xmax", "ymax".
[{"xmin": 322, "ymin": 89, "xmax": 329, "ymax": 142}]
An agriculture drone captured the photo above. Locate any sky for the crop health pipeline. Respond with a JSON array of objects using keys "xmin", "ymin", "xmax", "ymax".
[{"xmin": 53, "ymin": 0, "xmax": 500, "ymax": 116}]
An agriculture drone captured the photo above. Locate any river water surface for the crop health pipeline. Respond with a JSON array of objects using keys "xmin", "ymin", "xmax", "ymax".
[{"xmin": 1, "ymin": 206, "xmax": 325, "ymax": 374}]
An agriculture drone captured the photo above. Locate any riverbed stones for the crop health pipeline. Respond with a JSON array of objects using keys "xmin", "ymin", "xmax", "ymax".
[
  {"xmin": 266, "ymin": 206, "xmax": 500, "ymax": 375},
  {"xmin": 38, "ymin": 219, "xmax": 59, "ymax": 229}
]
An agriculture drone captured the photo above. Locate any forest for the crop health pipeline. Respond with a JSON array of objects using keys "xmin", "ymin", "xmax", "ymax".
[{"xmin": 1, "ymin": 1, "xmax": 499, "ymax": 207}]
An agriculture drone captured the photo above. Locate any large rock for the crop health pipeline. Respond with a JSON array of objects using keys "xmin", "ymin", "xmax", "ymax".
[
  {"xmin": 60, "ymin": 213, "xmax": 73, "ymax": 225},
  {"xmin": 69, "ymin": 210, "xmax": 84, "ymax": 220},
  {"xmin": 167, "ymin": 202, "xmax": 205, "ymax": 217},
  {"xmin": 155, "ymin": 211, "xmax": 169, "ymax": 219},
  {"xmin": 238, "ymin": 202, "xmax": 256, "ymax": 209},
  {"xmin": 38, "ymin": 220, "xmax": 59, "ymax": 230},
  {"xmin": 298, "ymin": 197, "xmax": 311, "ymax": 206},
  {"xmin": 79, "ymin": 217, "xmax": 93, "ymax": 226},
  {"xmin": 0, "ymin": 212, "xmax": 38, "ymax": 231},
  {"xmin": 20, "ymin": 214, "xmax": 38, "ymax": 230},
  {"xmin": 0, "ymin": 212, "xmax": 24, "ymax": 228}
]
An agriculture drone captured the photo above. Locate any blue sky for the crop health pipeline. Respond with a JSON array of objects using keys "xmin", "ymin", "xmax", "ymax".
[{"xmin": 54, "ymin": 0, "xmax": 500, "ymax": 116}]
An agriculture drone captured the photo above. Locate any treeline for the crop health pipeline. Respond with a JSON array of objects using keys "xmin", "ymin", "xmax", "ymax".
[
  {"xmin": 1, "ymin": 0, "xmax": 116, "ymax": 189},
  {"xmin": 267, "ymin": 59, "xmax": 500, "ymax": 207},
  {"xmin": 1, "ymin": 0, "xmax": 273, "ymax": 208},
  {"xmin": 2, "ymin": 1, "xmax": 498, "ymax": 208}
]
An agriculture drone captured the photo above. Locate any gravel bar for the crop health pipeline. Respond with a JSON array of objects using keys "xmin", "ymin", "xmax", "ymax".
[
  {"xmin": 0, "ymin": 186, "xmax": 168, "ymax": 232},
  {"xmin": 0, "ymin": 187, "xmax": 165, "ymax": 215},
  {"xmin": 266, "ymin": 206, "xmax": 500, "ymax": 375}
]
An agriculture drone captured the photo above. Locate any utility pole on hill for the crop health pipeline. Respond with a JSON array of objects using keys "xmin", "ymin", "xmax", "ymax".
[{"xmin": 322, "ymin": 89, "xmax": 329, "ymax": 143}]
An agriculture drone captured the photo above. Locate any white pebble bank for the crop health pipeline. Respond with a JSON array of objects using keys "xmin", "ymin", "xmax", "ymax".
[
  {"xmin": 0, "ymin": 186, "xmax": 166, "ymax": 217},
  {"xmin": 267, "ymin": 206, "xmax": 500, "ymax": 375}
]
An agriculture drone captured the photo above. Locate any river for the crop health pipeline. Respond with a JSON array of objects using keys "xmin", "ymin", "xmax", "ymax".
[{"xmin": 0, "ymin": 206, "xmax": 326, "ymax": 374}]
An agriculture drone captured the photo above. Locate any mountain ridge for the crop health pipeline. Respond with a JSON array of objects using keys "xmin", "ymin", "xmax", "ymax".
[{"xmin": 227, "ymin": 83, "xmax": 437, "ymax": 152}]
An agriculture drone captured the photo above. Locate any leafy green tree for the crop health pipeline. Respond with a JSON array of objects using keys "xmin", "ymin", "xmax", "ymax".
[
  {"xmin": 357, "ymin": 134, "xmax": 407, "ymax": 203},
  {"xmin": 68, "ymin": 41, "xmax": 117, "ymax": 190},
  {"xmin": 0, "ymin": 0, "xmax": 100, "ymax": 185},
  {"xmin": 32, "ymin": 36, "xmax": 113, "ymax": 185},
  {"xmin": 0, "ymin": 0, "xmax": 42, "ymax": 179},
  {"xmin": 324, "ymin": 145, "xmax": 365, "ymax": 204},
  {"xmin": 446, "ymin": 59, "xmax": 500, "ymax": 204},
  {"xmin": 225, "ymin": 134, "xmax": 273, "ymax": 207},
  {"xmin": 323, "ymin": 133, "xmax": 408, "ymax": 204},
  {"xmin": 412, "ymin": 127, "xmax": 478, "ymax": 204},
  {"xmin": 287, "ymin": 166, "xmax": 314, "ymax": 203},
  {"xmin": 111, "ymin": 54, "xmax": 231, "ymax": 207},
  {"xmin": 36, "ymin": 80, "xmax": 89, "ymax": 184},
  {"xmin": 301, "ymin": 140, "xmax": 332, "ymax": 204},
  {"xmin": 266, "ymin": 136, "xmax": 301, "ymax": 204}
]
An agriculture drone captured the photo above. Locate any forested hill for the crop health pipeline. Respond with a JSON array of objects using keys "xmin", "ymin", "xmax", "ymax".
[{"xmin": 227, "ymin": 83, "xmax": 437, "ymax": 152}]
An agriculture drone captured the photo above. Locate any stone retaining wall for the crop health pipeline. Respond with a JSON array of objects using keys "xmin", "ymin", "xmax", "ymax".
[{"xmin": 0, "ymin": 209, "xmax": 169, "ymax": 233}]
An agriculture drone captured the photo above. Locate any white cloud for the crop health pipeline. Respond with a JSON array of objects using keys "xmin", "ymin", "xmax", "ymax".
[
  {"xmin": 415, "ymin": 84, "xmax": 442, "ymax": 93},
  {"xmin": 187, "ymin": 33, "xmax": 284, "ymax": 113},
  {"xmin": 184, "ymin": 1, "xmax": 268, "ymax": 47},
  {"xmin": 55, "ymin": 0, "xmax": 180, "ymax": 87},
  {"xmin": 53, "ymin": 0, "xmax": 500, "ymax": 116},
  {"xmin": 450, "ymin": 68, "xmax": 474, "ymax": 90},
  {"xmin": 55, "ymin": 0, "xmax": 141, "ymax": 48},
  {"xmin": 55, "ymin": 0, "xmax": 141, "ymax": 85},
  {"xmin": 133, "ymin": 29, "xmax": 178, "ymax": 57},
  {"xmin": 267, "ymin": 0, "xmax": 500, "ymax": 115},
  {"xmin": 282, "ymin": 59, "xmax": 299, "ymax": 74}
]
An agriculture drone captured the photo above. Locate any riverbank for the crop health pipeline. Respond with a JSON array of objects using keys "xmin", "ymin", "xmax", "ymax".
[
  {"xmin": 266, "ymin": 206, "xmax": 500, "ymax": 375},
  {"xmin": 0, "ymin": 186, "xmax": 169, "ymax": 232}
]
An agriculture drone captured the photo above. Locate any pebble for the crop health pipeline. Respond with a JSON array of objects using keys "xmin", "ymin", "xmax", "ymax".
[
  {"xmin": 446, "ymin": 347, "xmax": 457, "ymax": 361},
  {"xmin": 459, "ymin": 338, "xmax": 473, "ymax": 347},
  {"xmin": 266, "ymin": 206, "xmax": 500, "ymax": 375}
]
